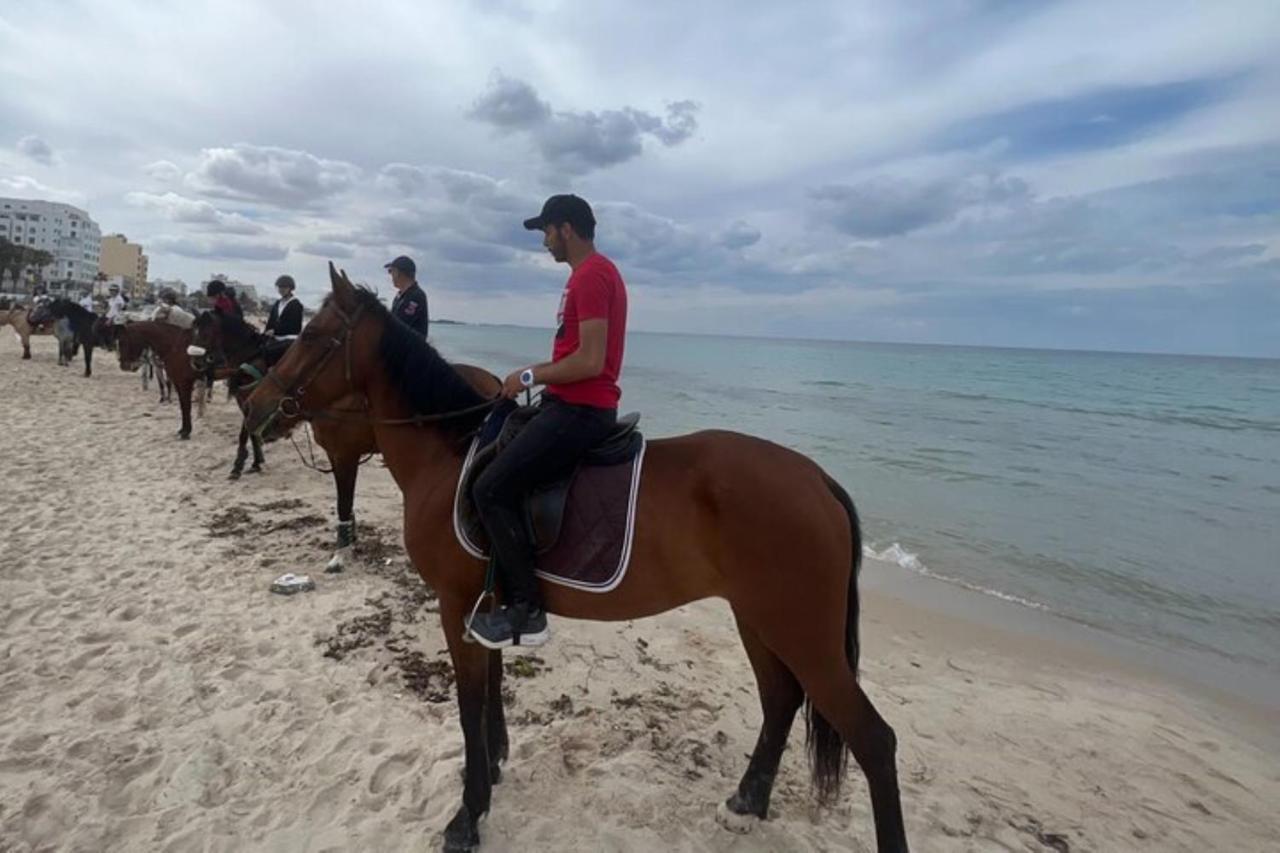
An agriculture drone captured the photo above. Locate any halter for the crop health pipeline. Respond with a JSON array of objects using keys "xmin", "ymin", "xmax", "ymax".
[{"xmin": 252, "ymin": 298, "xmax": 497, "ymax": 440}]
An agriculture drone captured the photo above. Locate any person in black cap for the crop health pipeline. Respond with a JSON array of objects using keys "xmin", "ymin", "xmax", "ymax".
[
  {"xmin": 385, "ymin": 255, "xmax": 429, "ymax": 337},
  {"xmin": 264, "ymin": 275, "xmax": 303, "ymax": 339},
  {"xmin": 467, "ymin": 194, "xmax": 629, "ymax": 649}
]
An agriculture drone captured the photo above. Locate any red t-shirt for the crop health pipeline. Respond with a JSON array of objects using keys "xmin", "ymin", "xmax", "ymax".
[{"xmin": 547, "ymin": 252, "xmax": 627, "ymax": 409}]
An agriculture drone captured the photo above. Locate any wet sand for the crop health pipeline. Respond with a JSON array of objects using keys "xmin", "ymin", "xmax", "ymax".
[{"xmin": 2, "ymin": 332, "xmax": 1277, "ymax": 852}]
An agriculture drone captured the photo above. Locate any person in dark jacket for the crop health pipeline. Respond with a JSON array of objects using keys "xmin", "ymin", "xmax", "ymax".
[
  {"xmin": 265, "ymin": 275, "xmax": 303, "ymax": 339},
  {"xmin": 385, "ymin": 255, "xmax": 428, "ymax": 337}
]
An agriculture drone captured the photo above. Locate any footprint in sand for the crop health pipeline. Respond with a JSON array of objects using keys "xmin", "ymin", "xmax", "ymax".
[
  {"xmin": 173, "ymin": 623, "xmax": 200, "ymax": 638},
  {"xmin": 369, "ymin": 751, "xmax": 420, "ymax": 794}
]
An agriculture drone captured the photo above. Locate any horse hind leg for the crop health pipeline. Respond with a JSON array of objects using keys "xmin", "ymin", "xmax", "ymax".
[
  {"xmin": 717, "ymin": 614, "xmax": 804, "ymax": 832},
  {"xmin": 229, "ymin": 426, "xmax": 250, "ymax": 479},
  {"xmin": 799, "ymin": 661, "xmax": 907, "ymax": 853},
  {"xmin": 249, "ymin": 434, "xmax": 265, "ymax": 473}
]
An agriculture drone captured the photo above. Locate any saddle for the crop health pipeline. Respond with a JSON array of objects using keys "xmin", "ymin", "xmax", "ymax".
[{"xmin": 456, "ymin": 405, "xmax": 643, "ymax": 555}]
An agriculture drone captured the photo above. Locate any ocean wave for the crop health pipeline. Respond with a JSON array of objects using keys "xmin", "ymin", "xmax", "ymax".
[{"xmin": 863, "ymin": 542, "xmax": 1051, "ymax": 612}]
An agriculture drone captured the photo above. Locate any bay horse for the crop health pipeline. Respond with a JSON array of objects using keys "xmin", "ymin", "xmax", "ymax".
[
  {"xmin": 30, "ymin": 299, "xmax": 97, "ymax": 376},
  {"xmin": 193, "ymin": 308, "xmax": 500, "ymax": 573},
  {"xmin": 243, "ymin": 267, "xmax": 908, "ymax": 853},
  {"xmin": 117, "ymin": 321, "xmax": 203, "ymax": 438}
]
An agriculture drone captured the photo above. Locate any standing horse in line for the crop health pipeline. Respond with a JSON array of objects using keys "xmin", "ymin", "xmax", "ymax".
[
  {"xmin": 194, "ymin": 308, "xmax": 500, "ymax": 573},
  {"xmin": 117, "ymin": 322, "xmax": 204, "ymax": 439},
  {"xmin": 29, "ymin": 299, "xmax": 98, "ymax": 376},
  {"xmin": 244, "ymin": 268, "xmax": 908, "ymax": 853},
  {"xmin": 1, "ymin": 303, "xmax": 52, "ymax": 359}
]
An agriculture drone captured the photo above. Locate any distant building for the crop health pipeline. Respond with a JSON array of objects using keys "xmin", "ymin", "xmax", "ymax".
[
  {"xmin": 100, "ymin": 234, "xmax": 149, "ymax": 300},
  {"xmin": 152, "ymin": 278, "xmax": 187, "ymax": 298},
  {"xmin": 0, "ymin": 197, "xmax": 102, "ymax": 291},
  {"xmin": 204, "ymin": 275, "xmax": 260, "ymax": 310}
]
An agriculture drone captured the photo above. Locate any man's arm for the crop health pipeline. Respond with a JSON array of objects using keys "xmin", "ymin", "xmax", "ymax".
[{"xmin": 501, "ymin": 319, "xmax": 607, "ymax": 397}]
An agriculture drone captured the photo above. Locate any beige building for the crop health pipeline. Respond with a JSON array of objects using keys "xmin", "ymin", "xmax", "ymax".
[{"xmin": 99, "ymin": 234, "xmax": 149, "ymax": 299}]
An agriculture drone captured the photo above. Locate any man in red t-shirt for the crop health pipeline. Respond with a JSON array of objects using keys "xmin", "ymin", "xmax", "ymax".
[{"xmin": 468, "ymin": 194, "xmax": 628, "ymax": 649}]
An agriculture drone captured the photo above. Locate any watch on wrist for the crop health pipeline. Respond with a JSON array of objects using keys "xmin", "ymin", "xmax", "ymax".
[{"xmin": 519, "ymin": 368, "xmax": 535, "ymax": 387}]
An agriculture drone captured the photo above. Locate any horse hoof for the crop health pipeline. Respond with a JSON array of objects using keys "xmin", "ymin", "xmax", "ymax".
[
  {"xmin": 228, "ymin": 470, "xmax": 242, "ymax": 481},
  {"xmin": 441, "ymin": 805, "xmax": 482, "ymax": 852},
  {"xmin": 178, "ymin": 432, "xmax": 191, "ymax": 441},
  {"xmin": 716, "ymin": 797, "xmax": 761, "ymax": 834},
  {"xmin": 249, "ymin": 465, "xmax": 264, "ymax": 474}
]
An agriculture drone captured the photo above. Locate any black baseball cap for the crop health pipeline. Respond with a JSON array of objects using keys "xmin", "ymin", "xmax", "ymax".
[
  {"xmin": 523, "ymin": 194, "xmax": 596, "ymax": 234},
  {"xmin": 384, "ymin": 255, "xmax": 416, "ymax": 277}
]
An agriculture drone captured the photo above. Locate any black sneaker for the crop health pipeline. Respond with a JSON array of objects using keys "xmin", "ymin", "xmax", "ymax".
[{"xmin": 466, "ymin": 606, "xmax": 550, "ymax": 650}]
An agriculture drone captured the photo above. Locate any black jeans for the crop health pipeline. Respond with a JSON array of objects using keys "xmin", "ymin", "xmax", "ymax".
[{"xmin": 472, "ymin": 396, "xmax": 616, "ymax": 608}]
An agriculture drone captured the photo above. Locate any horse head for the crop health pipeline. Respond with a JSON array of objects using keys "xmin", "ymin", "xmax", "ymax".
[
  {"xmin": 117, "ymin": 324, "xmax": 147, "ymax": 371},
  {"xmin": 244, "ymin": 263, "xmax": 375, "ymax": 442}
]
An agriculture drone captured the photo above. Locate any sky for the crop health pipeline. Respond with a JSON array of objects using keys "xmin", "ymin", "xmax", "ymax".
[{"xmin": 2, "ymin": 0, "xmax": 1278, "ymax": 357}]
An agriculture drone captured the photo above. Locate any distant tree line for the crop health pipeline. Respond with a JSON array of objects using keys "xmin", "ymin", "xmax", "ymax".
[{"xmin": 0, "ymin": 237, "xmax": 54, "ymax": 294}]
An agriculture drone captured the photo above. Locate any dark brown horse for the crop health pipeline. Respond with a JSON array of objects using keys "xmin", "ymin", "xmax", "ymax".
[
  {"xmin": 244, "ymin": 268, "xmax": 908, "ymax": 852},
  {"xmin": 194, "ymin": 308, "xmax": 501, "ymax": 572},
  {"xmin": 118, "ymin": 321, "xmax": 203, "ymax": 438}
]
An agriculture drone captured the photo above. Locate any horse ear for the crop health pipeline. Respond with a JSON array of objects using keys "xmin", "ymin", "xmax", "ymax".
[{"xmin": 330, "ymin": 260, "xmax": 356, "ymax": 310}]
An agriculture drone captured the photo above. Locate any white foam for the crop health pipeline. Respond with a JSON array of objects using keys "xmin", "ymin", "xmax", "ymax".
[{"xmin": 863, "ymin": 541, "xmax": 1051, "ymax": 612}]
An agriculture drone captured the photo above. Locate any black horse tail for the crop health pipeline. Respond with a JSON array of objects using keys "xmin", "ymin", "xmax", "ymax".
[{"xmin": 805, "ymin": 472, "xmax": 863, "ymax": 805}]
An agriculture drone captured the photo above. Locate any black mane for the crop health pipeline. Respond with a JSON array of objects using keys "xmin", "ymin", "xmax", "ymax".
[
  {"xmin": 52, "ymin": 299, "xmax": 95, "ymax": 322},
  {"xmin": 346, "ymin": 288, "xmax": 488, "ymax": 421},
  {"xmin": 212, "ymin": 310, "xmax": 263, "ymax": 345}
]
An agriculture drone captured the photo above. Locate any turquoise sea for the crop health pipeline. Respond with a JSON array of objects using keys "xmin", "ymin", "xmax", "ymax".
[{"xmin": 432, "ymin": 324, "xmax": 1280, "ymax": 703}]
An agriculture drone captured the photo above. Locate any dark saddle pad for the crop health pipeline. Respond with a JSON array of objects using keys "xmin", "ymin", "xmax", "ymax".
[{"xmin": 454, "ymin": 405, "xmax": 646, "ymax": 592}]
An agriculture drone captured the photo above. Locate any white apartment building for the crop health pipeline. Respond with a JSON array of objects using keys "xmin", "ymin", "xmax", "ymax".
[{"xmin": 0, "ymin": 197, "xmax": 102, "ymax": 290}]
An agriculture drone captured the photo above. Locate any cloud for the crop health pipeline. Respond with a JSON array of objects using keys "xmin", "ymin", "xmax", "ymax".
[
  {"xmin": 184, "ymin": 144, "xmax": 362, "ymax": 207},
  {"xmin": 16, "ymin": 135, "xmax": 55, "ymax": 165},
  {"xmin": 468, "ymin": 74, "xmax": 700, "ymax": 174},
  {"xmin": 0, "ymin": 175, "xmax": 85, "ymax": 204},
  {"xmin": 377, "ymin": 163, "xmax": 433, "ymax": 197},
  {"xmin": 717, "ymin": 220, "xmax": 762, "ymax": 249},
  {"xmin": 296, "ymin": 240, "xmax": 356, "ymax": 259},
  {"xmin": 143, "ymin": 160, "xmax": 182, "ymax": 183},
  {"xmin": 125, "ymin": 191, "xmax": 265, "ymax": 234},
  {"xmin": 809, "ymin": 173, "xmax": 1030, "ymax": 237},
  {"xmin": 151, "ymin": 235, "xmax": 288, "ymax": 261}
]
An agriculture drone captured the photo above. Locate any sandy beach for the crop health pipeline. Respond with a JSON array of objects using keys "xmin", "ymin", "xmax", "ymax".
[{"xmin": 2, "ymin": 331, "xmax": 1277, "ymax": 853}]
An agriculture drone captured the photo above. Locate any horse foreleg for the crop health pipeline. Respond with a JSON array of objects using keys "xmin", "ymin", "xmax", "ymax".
[
  {"xmin": 324, "ymin": 455, "xmax": 359, "ymax": 574},
  {"xmin": 441, "ymin": 603, "xmax": 493, "ymax": 852},
  {"xmin": 717, "ymin": 614, "xmax": 804, "ymax": 831},
  {"xmin": 486, "ymin": 650, "xmax": 508, "ymax": 783},
  {"xmin": 176, "ymin": 381, "xmax": 193, "ymax": 439},
  {"xmin": 83, "ymin": 344, "xmax": 93, "ymax": 378}
]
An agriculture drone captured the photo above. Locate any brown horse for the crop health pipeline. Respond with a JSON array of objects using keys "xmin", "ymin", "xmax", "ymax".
[
  {"xmin": 193, "ymin": 308, "xmax": 501, "ymax": 573},
  {"xmin": 244, "ymin": 268, "xmax": 908, "ymax": 853},
  {"xmin": 118, "ymin": 321, "xmax": 203, "ymax": 439}
]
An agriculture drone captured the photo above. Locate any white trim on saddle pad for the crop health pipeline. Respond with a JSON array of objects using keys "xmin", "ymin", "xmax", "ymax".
[{"xmin": 451, "ymin": 436, "xmax": 646, "ymax": 594}]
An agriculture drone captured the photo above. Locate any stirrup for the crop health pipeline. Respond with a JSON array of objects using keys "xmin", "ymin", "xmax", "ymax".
[{"xmin": 462, "ymin": 587, "xmax": 496, "ymax": 644}]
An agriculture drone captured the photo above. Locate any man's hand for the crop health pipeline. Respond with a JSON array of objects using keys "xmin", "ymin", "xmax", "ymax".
[{"xmin": 501, "ymin": 369, "xmax": 527, "ymax": 399}]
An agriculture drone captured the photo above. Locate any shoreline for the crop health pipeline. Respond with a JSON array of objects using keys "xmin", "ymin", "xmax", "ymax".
[
  {"xmin": 863, "ymin": 556, "xmax": 1280, "ymax": 730},
  {"xmin": 3, "ymin": 333, "xmax": 1278, "ymax": 851}
]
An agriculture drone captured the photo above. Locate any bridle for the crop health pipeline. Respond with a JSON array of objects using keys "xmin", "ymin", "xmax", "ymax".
[{"xmin": 252, "ymin": 298, "xmax": 497, "ymax": 440}]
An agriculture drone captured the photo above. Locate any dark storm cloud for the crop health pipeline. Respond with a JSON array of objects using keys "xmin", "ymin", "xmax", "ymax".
[
  {"xmin": 16, "ymin": 135, "xmax": 55, "ymax": 165},
  {"xmin": 468, "ymin": 74, "xmax": 700, "ymax": 174}
]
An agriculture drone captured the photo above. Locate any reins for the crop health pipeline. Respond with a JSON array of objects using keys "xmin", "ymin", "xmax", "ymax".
[{"xmin": 252, "ymin": 298, "xmax": 499, "ymax": 440}]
